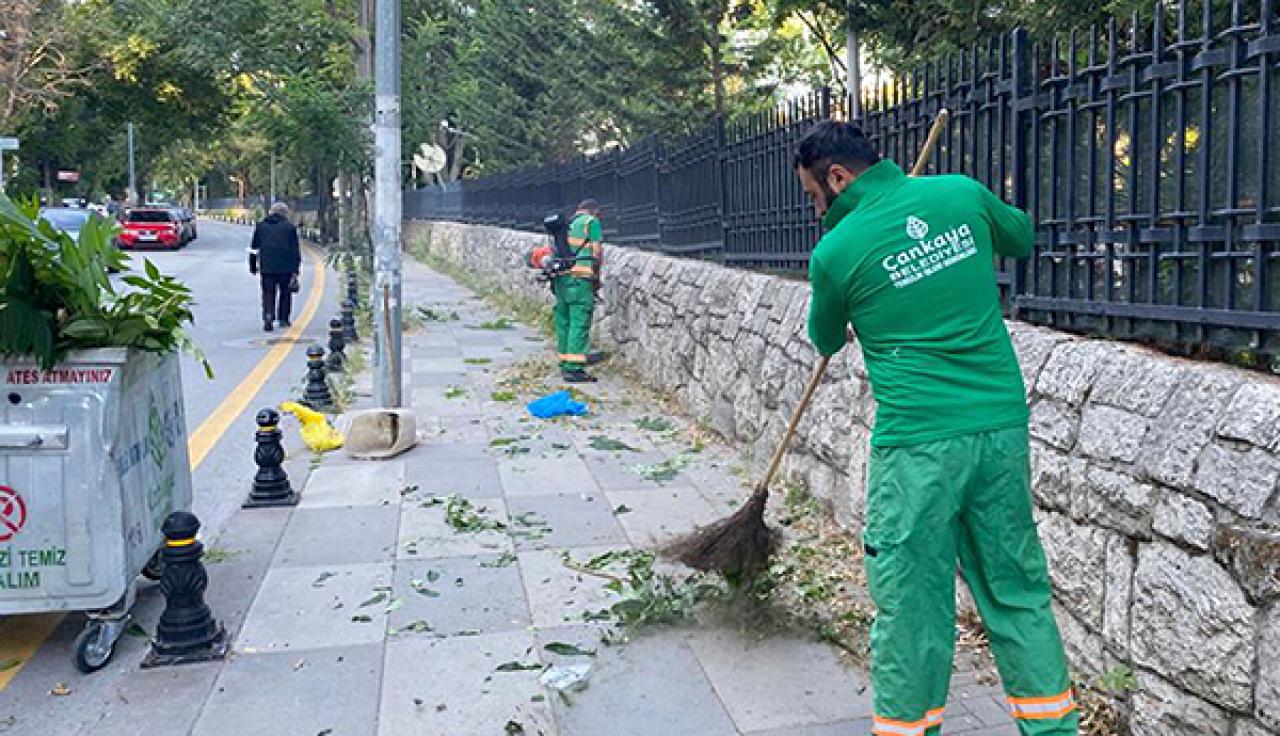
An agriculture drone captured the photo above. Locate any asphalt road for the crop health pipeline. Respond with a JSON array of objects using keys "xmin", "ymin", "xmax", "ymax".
[{"xmin": 0, "ymin": 218, "xmax": 342, "ymax": 708}]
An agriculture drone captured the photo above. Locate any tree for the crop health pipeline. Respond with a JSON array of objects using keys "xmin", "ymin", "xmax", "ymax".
[{"xmin": 0, "ymin": 0, "xmax": 98, "ymax": 130}]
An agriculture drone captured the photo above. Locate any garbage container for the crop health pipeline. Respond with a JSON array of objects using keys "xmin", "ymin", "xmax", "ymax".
[{"xmin": 0, "ymin": 347, "xmax": 193, "ymax": 672}]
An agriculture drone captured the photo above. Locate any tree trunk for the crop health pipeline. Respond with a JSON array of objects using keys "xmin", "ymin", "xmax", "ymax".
[{"xmin": 710, "ymin": 34, "xmax": 726, "ymax": 119}]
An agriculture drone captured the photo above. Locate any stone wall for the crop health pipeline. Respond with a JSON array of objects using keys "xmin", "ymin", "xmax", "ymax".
[{"xmin": 406, "ymin": 220, "xmax": 1280, "ymax": 735}]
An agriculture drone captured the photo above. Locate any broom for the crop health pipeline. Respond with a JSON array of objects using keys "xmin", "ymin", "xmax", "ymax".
[{"xmin": 664, "ymin": 109, "xmax": 952, "ymax": 581}]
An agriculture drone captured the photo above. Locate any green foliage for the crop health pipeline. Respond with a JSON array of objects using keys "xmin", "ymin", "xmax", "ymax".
[
  {"xmin": 0, "ymin": 196, "xmax": 210, "ymax": 375},
  {"xmin": 570, "ymin": 549, "xmax": 727, "ymax": 628}
]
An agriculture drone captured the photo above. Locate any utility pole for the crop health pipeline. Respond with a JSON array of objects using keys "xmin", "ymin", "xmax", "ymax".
[
  {"xmin": 846, "ymin": 2, "xmax": 862, "ymax": 121},
  {"xmin": 126, "ymin": 123, "xmax": 137, "ymax": 205},
  {"xmin": 372, "ymin": 0, "xmax": 403, "ymax": 408}
]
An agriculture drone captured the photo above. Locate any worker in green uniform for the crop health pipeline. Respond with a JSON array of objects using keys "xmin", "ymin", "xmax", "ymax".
[
  {"xmin": 794, "ymin": 121, "xmax": 1077, "ymax": 736},
  {"xmin": 554, "ymin": 199, "xmax": 603, "ymax": 383}
]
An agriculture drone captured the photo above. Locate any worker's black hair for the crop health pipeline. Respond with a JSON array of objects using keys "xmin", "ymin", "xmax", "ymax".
[
  {"xmin": 577, "ymin": 198, "xmax": 600, "ymax": 213},
  {"xmin": 793, "ymin": 121, "xmax": 881, "ymax": 179}
]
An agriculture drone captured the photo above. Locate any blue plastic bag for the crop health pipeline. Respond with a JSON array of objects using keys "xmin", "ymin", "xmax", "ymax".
[{"xmin": 527, "ymin": 390, "xmax": 588, "ymax": 419}]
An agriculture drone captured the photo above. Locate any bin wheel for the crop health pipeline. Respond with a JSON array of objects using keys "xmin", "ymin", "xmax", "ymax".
[
  {"xmin": 73, "ymin": 623, "xmax": 116, "ymax": 673},
  {"xmin": 141, "ymin": 551, "xmax": 164, "ymax": 581}
]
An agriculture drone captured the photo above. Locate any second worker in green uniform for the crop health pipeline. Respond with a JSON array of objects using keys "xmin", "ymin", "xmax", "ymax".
[{"xmin": 554, "ymin": 199, "xmax": 603, "ymax": 383}]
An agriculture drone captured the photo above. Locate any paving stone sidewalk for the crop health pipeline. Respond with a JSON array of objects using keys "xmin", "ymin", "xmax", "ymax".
[{"xmin": 12, "ymin": 257, "xmax": 1016, "ymax": 736}]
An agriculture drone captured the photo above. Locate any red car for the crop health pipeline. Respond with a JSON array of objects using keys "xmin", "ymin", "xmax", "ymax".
[{"xmin": 116, "ymin": 208, "xmax": 185, "ymax": 249}]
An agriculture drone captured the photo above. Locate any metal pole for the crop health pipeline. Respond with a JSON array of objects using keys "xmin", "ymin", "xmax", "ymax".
[
  {"xmin": 847, "ymin": 3, "xmax": 862, "ymax": 121},
  {"xmin": 127, "ymin": 123, "xmax": 137, "ymax": 205},
  {"xmin": 269, "ymin": 153, "xmax": 276, "ymax": 203},
  {"xmin": 373, "ymin": 0, "xmax": 403, "ymax": 408}
]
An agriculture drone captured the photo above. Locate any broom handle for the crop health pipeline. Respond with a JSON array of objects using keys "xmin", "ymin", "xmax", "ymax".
[
  {"xmin": 756, "ymin": 109, "xmax": 951, "ymax": 494},
  {"xmin": 758, "ymin": 354, "xmax": 831, "ymax": 491},
  {"xmin": 911, "ymin": 108, "xmax": 950, "ymax": 176}
]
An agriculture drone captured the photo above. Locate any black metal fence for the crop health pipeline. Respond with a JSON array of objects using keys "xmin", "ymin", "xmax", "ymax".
[{"xmin": 404, "ymin": 0, "xmax": 1280, "ymax": 357}]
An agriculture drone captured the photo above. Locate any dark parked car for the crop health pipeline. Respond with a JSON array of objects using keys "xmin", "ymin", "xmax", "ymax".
[
  {"xmin": 38, "ymin": 207, "xmax": 93, "ymax": 243},
  {"xmin": 117, "ymin": 208, "xmax": 185, "ymax": 250}
]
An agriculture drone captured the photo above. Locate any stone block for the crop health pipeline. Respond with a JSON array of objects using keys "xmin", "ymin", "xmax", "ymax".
[
  {"xmin": 1053, "ymin": 601, "xmax": 1105, "ymax": 676},
  {"xmin": 1154, "ymin": 493, "xmax": 1216, "ymax": 552},
  {"xmin": 1212, "ymin": 524, "xmax": 1280, "ymax": 603},
  {"xmin": 1038, "ymin": 512, "xmax": 1108, "ymax": 629},
  {"xmin": 1102, "ymin": 534, "xmax": 1135, "ymax": 658},
  {"xmin": 1029, "ymin": 445, "xmax": 1084, "ymax": 513},
  {"xmin": 1194, "ymin": 443, "xmax": 1280, "ymax": 519},
  {"xmin": 1140, "ymin": 371, "xmax": 1241, "ymax": 490},
  {"xmin": 1034, "ymin": 340, "xmax": 1123, "ymax": 407},
  {"xmin": 1009, "ymin": 324, "xmax": 1071, "ymax": 393},
  {"xmin": 1131, "ymin": 670, "xmax": 1232, "ymax": 736},
  {"xmin": 1090, "ymin": 349, "xmax": 1186, "ymax": 418},
  {"xmin": 1218, "ymin": 382, "xmax": 1280, "ymax": 451},
  {"xmin": 1132, "ymin": 542, "xmax": 1256, "ymax": 710},
  {"xmin": 1075, "ymin": 466, "xmax": 1156, "ymax": 538},
  {"xmin": 1078, "ymin": 404, "xmax": 1150, "ymax": 463},
  {"xmin": 1029, "ymin": 399, "xmax": 1080, "ymax": 452},
  {"xmin": 1255, "ymin": 606, "xmax": 1280, "ymax": 729},
  {"xmin": 1233, "ymin": 719, "xmax": 1277, "ymax": 736}
]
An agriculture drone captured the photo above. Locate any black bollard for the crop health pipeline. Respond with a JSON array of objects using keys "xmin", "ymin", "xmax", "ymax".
[
  {"xmin": 346, "ymin": 267, "xmax": 360, "ymax": 308},
  {"xmin": 303, "ymin": 345, "xmax": 335, "ymax": 410},
  {"xmin": 341, "ymin": 299, "xmax": 360, "ymax": 343},
  {"xmin": 141, "ymin": 512, "xmax": 229, "ymax": 668},
  {"xmin": 326, "ymin": 317, "xmax": 346, "ymax": 373},
  {"xmin": 243, "ymin": 408, "xmax": 298, "ymax": 508}
]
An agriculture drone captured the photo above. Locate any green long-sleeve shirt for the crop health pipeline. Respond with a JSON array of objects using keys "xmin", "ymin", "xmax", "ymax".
[{"xmin": 806, "ymin": 160, "xmax": 1034, "ymax": 447}]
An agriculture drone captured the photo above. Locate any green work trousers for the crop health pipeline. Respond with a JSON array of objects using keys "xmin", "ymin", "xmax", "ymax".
[
  {"xmin": 864, "ymin": 425, "xmax": 1077, "ymax": 736},
  {"xmin": 553, "ymin": 276, "xmax": 594, "ymax": 372}
]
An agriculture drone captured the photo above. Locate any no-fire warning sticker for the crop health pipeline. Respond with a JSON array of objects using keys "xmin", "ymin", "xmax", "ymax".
[{"xmin": 0, "ymin": 485, "xmax": 28, "ymax": 542}]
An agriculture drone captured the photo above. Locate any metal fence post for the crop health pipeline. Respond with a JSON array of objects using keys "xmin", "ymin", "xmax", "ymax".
[
  {"xmin": 1009, "ymin": 27, "xmax": 1032, "ymax": 312},
  {"xmin": 715, "ymin": 114, "xmax": 728, "ymax": 265}
]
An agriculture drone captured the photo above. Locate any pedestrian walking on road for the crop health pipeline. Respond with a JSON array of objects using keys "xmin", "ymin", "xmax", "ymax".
[
  {"xmin": 553, "ymin": 199, "xmax": 603, "ymax": 383},
  {"xmin": 249, "ymin": 201, "xmax": 302, "ymax": 332},
  {"xmin": 794, "ymin": 121, "xmax": 1077, "ymax": 736}
]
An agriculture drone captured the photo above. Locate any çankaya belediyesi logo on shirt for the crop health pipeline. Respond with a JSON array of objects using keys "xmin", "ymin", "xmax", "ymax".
[{"xmin": 882, "ymin": 215, "xmax": 979, "ymax": 289}]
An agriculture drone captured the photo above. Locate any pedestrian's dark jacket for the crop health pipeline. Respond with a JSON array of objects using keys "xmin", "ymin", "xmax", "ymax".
[{"xmin": 249, "ymin": 214, "xmax": 301, "ymax": 274}]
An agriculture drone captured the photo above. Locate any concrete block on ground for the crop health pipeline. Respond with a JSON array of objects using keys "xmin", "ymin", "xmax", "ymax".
[
  {"xmin": 397, "ymin": 498, "xmax": 514, "ymax": 559},
  {"xmin": 605, "ymin": 487, "xmax": 723, "ymax": 547},
  {"xmin": 684, "ymin": 627, "xmax": 874, "ymax": 732},
  {"xmin": 378, "ymin": 630, "xmax": 554, "ymax": 736},
  {"xmin": 538, "ymin": 626, "xmax": 738, "ymax": 736},
  {"xmin": 299, "ymin": 463, "xmax": 406, "ymax": 509},
  {"xmin": 236, "ymin": 563, "xmax": 393, "ymax": 652},
  {"xmin": 506, "ymin": 492, "xmax": 629, "ymax": 551},
  {"xmin": 272, "ymin": 505, "xmax": 398, "ymax": 567},
  {"xmin": 191, "ymin": 645, "xmax": 381, "ymax": 736},
  {"xmin": 388, "ymin": 555, "xmax": 530, "ymax": 637},
  {"xmin": 519, "ymin": 547, "xmax": 626, "ymax": 628},
  {"xmin": 500, "ymin": 454, "xmax": 600, "ymax": 497}
]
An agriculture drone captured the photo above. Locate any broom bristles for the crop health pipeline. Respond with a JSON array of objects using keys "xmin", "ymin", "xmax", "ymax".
[{"xmin": 663, "ymin": 486, "xmax": 778, "ymax": 581}]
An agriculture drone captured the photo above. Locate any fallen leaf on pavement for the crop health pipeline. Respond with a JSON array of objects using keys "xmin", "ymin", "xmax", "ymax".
[
  {"xmin": 50, "ymin": 683, "xmax": 71, "ymax": 697},
  {"xmin": 495, "ymin": 661, "xmax": 543, "ymax": 672},
  {"xmin": 544, "ymin": 642, "xmax": 596, "ymax": 657}
]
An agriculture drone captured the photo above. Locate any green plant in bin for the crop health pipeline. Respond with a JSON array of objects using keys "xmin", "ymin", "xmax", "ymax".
[{"xmin": 0, "ymin": 195, "xmax": 212, "ymax": 377}]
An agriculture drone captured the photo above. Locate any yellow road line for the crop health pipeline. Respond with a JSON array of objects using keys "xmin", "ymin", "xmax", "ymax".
[
  {"xmin": 0, "ymin": 244, "xmax": 327, "ymax": 692},
  {"xmin": 186, "ymin": 245, "xmax": 326, "ymax": 469}
]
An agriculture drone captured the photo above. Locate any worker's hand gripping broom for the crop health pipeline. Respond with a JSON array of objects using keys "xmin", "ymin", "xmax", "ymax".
[{"xmin": 664, "ymin": 109, "xmax": 952, "ymax": 581}]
